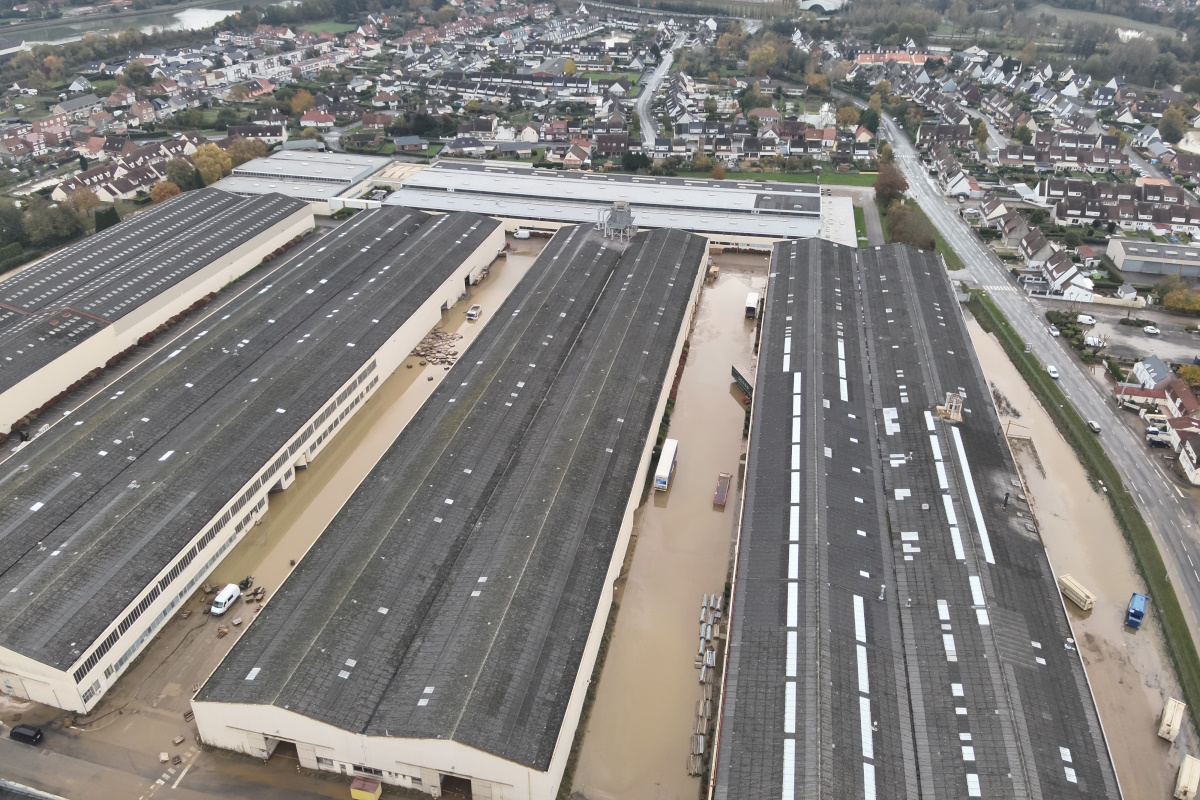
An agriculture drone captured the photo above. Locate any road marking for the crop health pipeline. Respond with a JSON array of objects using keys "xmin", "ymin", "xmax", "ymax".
[{"xmin": 171, "ymin": 762, "xmax": 193, "ymax": 789}]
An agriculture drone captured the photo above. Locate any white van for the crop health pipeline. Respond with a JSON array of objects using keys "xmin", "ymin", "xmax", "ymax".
[
  {"xmin": 513, "ymin": 229, "xmax": 531, "ymax": 240},
  {"xmin": 210, "ymin": 584, "xmax": 241, "ymax": 616},
  {"xmin": 1077, "ymin": 314, "xmax": 1098, "ymax": 325}
]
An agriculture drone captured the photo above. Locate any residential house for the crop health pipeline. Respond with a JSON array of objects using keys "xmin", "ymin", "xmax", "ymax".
[
  {"xmin": 299, "ymin": 110, "xmax": 335, "ymax": 128},
  {"xmin": 1133, "ymin": 355, "xmax": 1172, "ymax": 389}
]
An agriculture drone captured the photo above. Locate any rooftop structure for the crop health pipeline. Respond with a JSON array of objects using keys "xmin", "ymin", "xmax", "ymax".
[
  {"xmin": 1106, "ymin": 237, "xmax": 1200, "ymax": 277},
  {"xmin": 0, "ymin": 208, "xmax": 503, "ymax": 713},
  {"xmin": 214, "ymin": 151, "xmax": 390, "ymax": 212},
  {"xmin": 385, "ymin": 160, "xmax": 828, "ymax": 243},
  {"xmin": 0, "ymin": 188, "xmax": 313, "ymax": 435},
  {"xmin": 712, "ymin": 240, "xmax": 1119, "ymax": 799},
  {"xmin": 193, "ymin": 225, "xmax": 709, "ymax": 799}
]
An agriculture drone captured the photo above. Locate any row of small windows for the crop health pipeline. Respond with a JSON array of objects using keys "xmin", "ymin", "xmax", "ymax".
[{"xmin": 72, "ymin": 358, "xmax": 381, "ymax": 688}]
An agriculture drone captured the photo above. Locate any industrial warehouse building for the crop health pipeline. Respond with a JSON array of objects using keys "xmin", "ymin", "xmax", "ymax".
[
  {"xmin": 1106, "ymin": 236, "xmax": 1200, "ymax": 277},
  {"xmin": 712, "ymin": 240, "xmax": 1119, "ymax": 799},
  {"xmin": 214, "ymin": 151, "xmax": 389, "ymax": 214},
  {"xmin": 0, "ymin": 188, "xmax": 313, "ymax": 435},
  {"xmin": 0, "ymin": 208, "xmax": 503, "ymax": 713},
  {"xmin": 384, "ymin": 160, "xmax": 851, "ymax": 244},
  {"xmin": 192, "ymin": 225, "xmax": 708, "ymax": 799}
]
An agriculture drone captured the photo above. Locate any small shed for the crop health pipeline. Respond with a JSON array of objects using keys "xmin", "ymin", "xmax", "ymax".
[{"xmin": 349, "ymin": 776, "xmax": 382, "ymax": 800}]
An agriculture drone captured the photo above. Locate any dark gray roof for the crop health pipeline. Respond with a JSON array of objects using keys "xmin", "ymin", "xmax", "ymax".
[
  {"xmin": 196, "ymin": 225, "xmax": 709, "ymax": 770},
  {"xmin": 0, "ymin": 208, "xmax": 501, "ymax": 676},
  {"xmin": 0, "ymin": 189, "xmax": 309, "ymax": 397},
  {"xmin": 714, "ymin": 240, "xmax": 1119, "ymax": 799}
]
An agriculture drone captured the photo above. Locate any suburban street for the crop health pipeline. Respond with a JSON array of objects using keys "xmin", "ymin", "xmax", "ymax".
[
  {"xmin": 882, "ymin": 112, "xmax": 1200, "ymax": 635},
  {"xmin": 634, "ymin": 36, "xmax": 682, "ymax": 139}
]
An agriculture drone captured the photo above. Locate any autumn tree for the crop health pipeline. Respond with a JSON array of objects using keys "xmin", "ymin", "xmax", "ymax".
[
  {"xmin": 837, "ymin": 105, "xmax": 860, "ymax": 128},
  {"xmin": 300, "ymin": 126, "xmax": 323, "ymax": 140},
  {"xmin": 289, "ymin": 88, "xmax": 315, "ymax": 115},
  {"xmin": 192, "ymin": 143, "xmax": 232, "ymax": 186},
  {"xmin": 748, "ymin": 43, "xmax": 777, "ymax": 76},
  {"xmin": 875, "ymin": 79, "xmax": 891, "ymax": 100},
  {"xmin": 868, "ymin": 92, "xmax": 883, "ymax": 113},
  {"xmin": 874, "ymin": 163, "xmax": 908, "ymax": 206},
  {"xmin": 64, "ymin": 187, "xmax": 101, "ymax": 217},
  {"xmin": 878, "ymin": 142, "xmax": 894, "ymax": 164},
  {"xmin": 1018, "ymin": 41, "xmax": 1038, "ymax": 65},
  {"xmin": 806, "ymin": 73, "xmax": 829, "ymax": 94},
  {"xmin": 563, "ymin": 59, "xmax": 577, "ymax": 76},
  {"xmin": 151, "ymin": 181, "xmax": 181, "ymax": 203},
  {"xmin": 226, "ymin": 137, "xmax": 268, "ymax": 167},
  {"xmin": 228, "ymin": 83, "xmax": 249, "ymax": 101},
  {"xmin": 710, "ymin": 163, "xmax": 726, "ymax": 180},
  {"xmin": 886, "ymin": 200, "xmax": 936, "ymax": 250},
  {"xmin": 1179, "ymin": 364, "xmax": 1200, "ymax": 388},
  {"xmin": 41, "ymin": 54, "xmax": 64, "ymax": 82}
]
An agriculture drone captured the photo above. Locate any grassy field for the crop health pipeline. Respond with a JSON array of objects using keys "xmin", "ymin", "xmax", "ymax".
[
  {"xmin": 300, "ymin": 20, "xmax": 357, "ymax": 34},
  {"xmin": 676, "ymin": 170, "xmax": 883, "ymax": 185},
  {"xmin": 969, "ymin": 290, "xmax": 1200, "ymax": 730},
  {"xmin": 854, "ymin": 205, "xmax": 868, "ymax": 244},
  {"xmin": 1027, "ymin": 3, "xmax": 1178, "ymax": 38}
]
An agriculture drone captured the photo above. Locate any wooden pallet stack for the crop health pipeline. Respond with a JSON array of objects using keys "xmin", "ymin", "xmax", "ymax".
[{"xmin": 688, "ymin": 593, "xmax": 725, "ymax": 777}]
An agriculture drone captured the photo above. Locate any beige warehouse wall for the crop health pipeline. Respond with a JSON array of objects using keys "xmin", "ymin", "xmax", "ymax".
[{"xmin": 0, "ymin": 326, "xmax": 118, "ymax": 435}]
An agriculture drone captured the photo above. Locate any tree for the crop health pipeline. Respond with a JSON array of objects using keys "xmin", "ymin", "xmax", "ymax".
[
  {"xmin": 878, "ymin": 142, "xmax": 894, "ymax": 164},
  {"xmin": 875, "ymin": 79, "xmax": 891, "ymax": 100},
  {"xmin": 692, "ymin": 152, "xmax": 713, "ymax": 171},
  {"xmin": 192, "ymin": 143, "xmax": 232, "ymax": 186},
  {"xmin": 622, "ymin": 152, "xmax": 651, "ymax": 172},
  {"xmin": 1018, "ymin": 41, "xmax": 1038, "ymax": 65},
  {"xmin": 859, "ymin": 107, "xmax": 880, "ymax": 134},
  {"xmin": 748, "ymin": 43, "xmax": 777, "ymax": 76},
  {"xmin": 41, "ymin": 54, "xmax": 64, "ymax": 82},
  {"xmin": 226, "ymin": 137, "xmax": 268, "ymax": 167},
  {"xmin": 806, "ymin": 73, "xmax": 829, "ymax": 94},
  {"xmin": 703, "ymin": 97, "xmax": 718, "ymax": 116},
  {"xmin": 121, "ymin": 61, "xmax": 151, "ymax": 87},
  {"xmin": 94, "ymin": 206, "xmax": 120, "ymax": 233},
  {"xmin": 1064, "ymin": 230, "xmax": 1082, "ymax": 248},
  {"xmin": 150, "ymin": 181, "xmax": 181, "ymax": 203},
  {"xmin": 868, "ymin": 92, "xmax": 883, "ymax": 113},
  {"xmin": 0, "ymin": 203, "xmax": 28, "ymax": 248},
  {"xmin": 1160, "ymin": 105, "xmax": 1188, "ymax": 144},
  {"xmin": 837, "ymin": 106, "xmax": 860, "ymax": 128},
  {"xmin": 886, "ymin": 200, "xmax": 936, "ymax": 250},
  {"xmin": 875, "ymin": 163, "xmax": 908, "ymax": 206},
  {"xmin": 289, "ymin": 88, "xmax": 314, "ymax": 115},
  {"xmin": 64, "ymin": 187, "xmax": 100, "ymax": 217},
  {"xmin": 22, "ymin": 201, "xmax": 84, "ymax": 247},
  {"xmin": 165, "ymin": 158, "xmax": 201, "ymax": 192},
  {"xmin": 216, "ymin": 108, "xmax": 241, "ymax": 130},
  {"xmin": 300, "ymin": 126, "xmax": 323, "ymax": 140},
  {"xmin": 711, "ymin": 163, "xmax": 726, "ymax": 180},
  {"xmin": 1179, "ymin": 364, "xmax": 1200, "ymax": 388},
  {"xmin": 228, "ymin": 83, "xmax": 249, "ymax": 101},
  {"xmin": 1013, "ymin": 124, "xmax": 1032, "ymax": 145},
  {"xmin": 78, "ymin": 154, "xmax": 88, "ymax": 172},
  {"xmin": 563, "ymin": 59, "xmax": 577, "ymax": 76}
]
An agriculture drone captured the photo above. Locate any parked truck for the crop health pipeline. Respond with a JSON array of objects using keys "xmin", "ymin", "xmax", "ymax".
[
  {"xmin": 1160, "ymin": 697, "xmax": 1188, "ymax": 743},
  {"xmin": 1177, "ymin": 754, "xmax": 1200, "ymax": 800},
  {"xmin": 1127, "ymin": 592, "xmax": 1149, "ymax": 629},
  {"xmin": 1057, "ymin": 574, "xmax": 1097, "ymax": 612},
  {"xmin": 655, "ymin": 438, "xmax": 678, "ymax": 492}
]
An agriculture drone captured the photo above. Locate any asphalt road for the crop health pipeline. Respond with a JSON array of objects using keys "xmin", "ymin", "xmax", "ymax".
[
  {"xmin": 634, "ymin": 36, "xmax": 682, "ymax": 139},
  {"xmin": 881, "ymin": 112, "xmax": 1200, "ymax": 636}
]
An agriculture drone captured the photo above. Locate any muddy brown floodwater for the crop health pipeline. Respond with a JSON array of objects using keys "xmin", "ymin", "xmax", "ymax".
[
  {"xmin": 572, "ymin": 252, "xmax": 767, "ymax": 800},
  {"xmin": 968, "ymin": 319, "xmax": 1186, "ymax": 799}
]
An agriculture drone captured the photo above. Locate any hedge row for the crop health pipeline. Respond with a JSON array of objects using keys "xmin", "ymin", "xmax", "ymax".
[{"xmin": 969, "ymin": 290, "xmax": 1200, "ymax": 726}]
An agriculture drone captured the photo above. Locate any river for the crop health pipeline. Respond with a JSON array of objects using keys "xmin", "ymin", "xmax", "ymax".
[{"xmin": 13, "ymin": 0, "xmax": 279, "ymax": 45}]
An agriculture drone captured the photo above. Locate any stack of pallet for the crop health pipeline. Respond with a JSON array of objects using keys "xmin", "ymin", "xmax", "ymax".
[{"xmin": 688, "ymin": 593, "xmax": 725, "ymax": 777}]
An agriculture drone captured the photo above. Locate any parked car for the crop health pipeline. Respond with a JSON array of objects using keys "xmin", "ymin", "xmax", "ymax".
[
  {"xmin": 8, "ymin": 725, "xmax": 43, "ymax": 745},
  {"xmin": 1048, "ymin": 324, "xmax": 1060, "ymax": 337},
  {"xmin": 1148, "ymin": 436, "xmax": 1171, "ymax": 449},
  {"xmin": 1144, "ymin": 325, "xmax": 1161, "ymax": 335},
  {"xmin": 1047, "ymin": 365, "xmax": 1060, "ymax": 379},
  {"xmin": 466, "ymin": 304, "xmax": 483, "ymax": 321},
  {"xmin": 1087, "ymin": 420, "xmax": 1101, "ymax": 433},
  {"xmin": 1077, "ymin": 314, "xmax": 1098, "ymax": 325}
]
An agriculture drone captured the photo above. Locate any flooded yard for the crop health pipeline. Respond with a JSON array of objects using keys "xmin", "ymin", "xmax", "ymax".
[
  {"xmin": 968, "ymin": 319, "xmax": 1187, "ymax": 800},
  {"xmin": 571, "ymin": 252, "xmax": 767, "ymax": 800}
]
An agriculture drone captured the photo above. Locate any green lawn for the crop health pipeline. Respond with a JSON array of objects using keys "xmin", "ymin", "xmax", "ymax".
[
  {"xmin": 853, "ymin": 205, "xmax": 868, "ymax": 244},
  {"xmin": 681, "ymin": 170, "xmax": 878, "ymax": 187},
  {"xmin": 300, "ymin": 20, "xmax": 357, "ymax": 34},
  {"xmin": 880, "ymin": 199, "xmax": 965, "ymax": 270}
]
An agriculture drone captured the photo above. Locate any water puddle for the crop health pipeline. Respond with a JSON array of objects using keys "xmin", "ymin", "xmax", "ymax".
[{"xmin": 572, "ymin": 253, "xmax": 767, "ymax": 800}]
